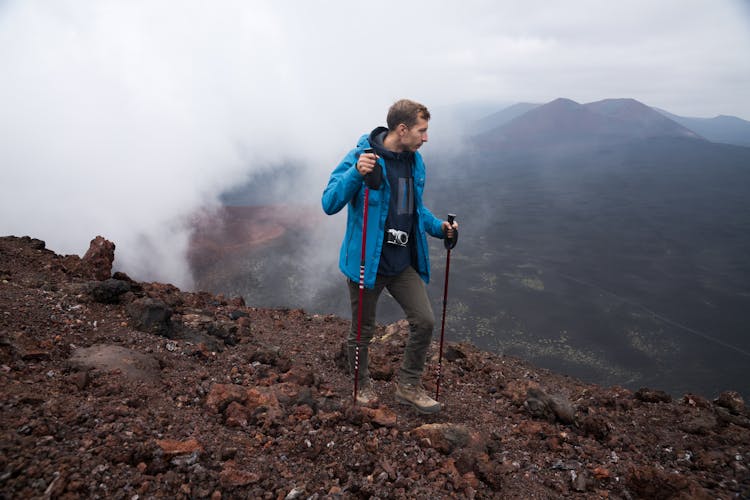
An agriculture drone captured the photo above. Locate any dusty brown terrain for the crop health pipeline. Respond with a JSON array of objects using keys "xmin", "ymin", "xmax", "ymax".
[
  {"xmin": 1, "ymin": 235, "xmax": 748, "ymax": 499},
  {"xmin": 188, "ymin": 205, "xmax": 321, "ymax": 270}
]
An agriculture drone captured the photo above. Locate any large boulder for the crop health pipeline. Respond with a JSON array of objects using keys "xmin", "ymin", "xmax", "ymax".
[
  {"xmin": 126, "ymin": 297, "xmax": 174, "ymax": 336},
  {"xmin": 525, "ymin": 387, "xmax": 576, "ymax": 425},
  {"xmin": 88, "ymin": 278, "xmax": 131, "ymax": 303},
  {"xmin": 78, "ymin": 236, "xmax": 115, "ymax": 281},
  {"xmin": 411, "ymin": 423, "xmax": 485, "ymax": 454},
  {"xmin": 68, "ymin": 344, "xmax": 161, "ymax": 383}
]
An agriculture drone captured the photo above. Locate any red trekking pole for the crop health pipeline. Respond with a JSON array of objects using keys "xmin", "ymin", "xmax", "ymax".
[
  {"xmin": 436, "ymin": 214, "xmax": 457, "ymax": 400},
  {"xmin": 353, "ymin": 148, "xmax": 380, "ymax": 403}
]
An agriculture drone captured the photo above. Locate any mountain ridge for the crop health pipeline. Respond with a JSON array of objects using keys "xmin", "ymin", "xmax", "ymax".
[
  {"xmin": 474, "ymin": 97, "xmax": 705, "ymax": 151},
  {"xmin": 464, "ymin": 97, "xmax": 750, "ymax": 150},
  {"xmin": 654, "ymin": 108, "xmax": 750, "ymax": 147}
]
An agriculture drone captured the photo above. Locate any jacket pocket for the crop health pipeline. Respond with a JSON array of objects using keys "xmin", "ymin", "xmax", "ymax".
[{"xmin": 366, "ymin": 187, "xmax": 382, "ymax": 206}]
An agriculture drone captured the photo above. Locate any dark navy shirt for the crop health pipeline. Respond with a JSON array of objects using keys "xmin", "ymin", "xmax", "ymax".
[{"xmin": 369, "ymin": 128, "xmax": 416, "ymax": 276}]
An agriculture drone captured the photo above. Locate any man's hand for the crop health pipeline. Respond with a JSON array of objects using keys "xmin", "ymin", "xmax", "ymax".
[
  {"xmin": 356, "ymin": 152, "xmax": 378, "ymax": 176},
  {"xmin": 442, "ymin": 219, "xmax": 458, "ymax": 239}
]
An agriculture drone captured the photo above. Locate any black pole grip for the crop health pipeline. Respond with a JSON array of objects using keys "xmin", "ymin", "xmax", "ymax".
[
  {"xmin": 444, "ymin": 213, "xmax": 458, "ymax": 249},
  {"xmin": 362, "ymin": 148, "xmax": 382, "ymax": 190}
]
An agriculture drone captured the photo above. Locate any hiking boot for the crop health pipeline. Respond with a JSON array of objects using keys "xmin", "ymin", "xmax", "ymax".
[
  {"xmin": 356, "ymin": 381, "xmax": 379, "ymax": 407},
  {"xmin": 395, "ymin": 382, "xmax": 442, "ymax": 414}
]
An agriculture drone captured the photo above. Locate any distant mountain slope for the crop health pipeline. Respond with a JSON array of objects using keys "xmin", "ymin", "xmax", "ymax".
[
  {"xmin": 474, "ymin": 102, "xmax": 540, "ymax": 133},
  {"xmin": 475, "ymin": 97, "xmax": 703, "ymax": 151},
  {"xmin": 584, "ymin": 98, "xmax": 702, "ymax": 139},
  {"xmin": 655, "ymin": 108, "xmax": 750, "ymax": 146},
  {"xmin": 428, "ymin": 98, "xmax": 750, "ymax": 400}
]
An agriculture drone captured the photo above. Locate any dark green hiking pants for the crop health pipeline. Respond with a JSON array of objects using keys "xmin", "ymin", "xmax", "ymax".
[{"xmin": 347, "ymin": 266, "xmax": 435, "ymax": 386}]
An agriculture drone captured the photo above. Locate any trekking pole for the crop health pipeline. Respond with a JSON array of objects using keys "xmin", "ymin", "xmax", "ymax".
[
  {"xmin": 436, "ymin": 214, "xmax": 457, "ymax": 401},
  {"xmin": 353, "ymin": 148, "xmax": 380, "ymax": 404}
]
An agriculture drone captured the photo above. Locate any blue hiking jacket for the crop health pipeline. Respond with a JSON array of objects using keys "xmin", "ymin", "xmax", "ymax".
[{"xmin": 321, "ymin": 133, "xmax": 445, "ymax": 288}]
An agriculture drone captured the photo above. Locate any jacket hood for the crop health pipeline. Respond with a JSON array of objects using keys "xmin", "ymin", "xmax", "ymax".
[{"xmin": 368, "ymin": 126, "xmax": 414, "ymax": 162}]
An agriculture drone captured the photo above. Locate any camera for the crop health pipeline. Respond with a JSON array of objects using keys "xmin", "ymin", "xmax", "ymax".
[{"xmin": 386, "ymin": 229, "xmax": 409, "ymax": 247}]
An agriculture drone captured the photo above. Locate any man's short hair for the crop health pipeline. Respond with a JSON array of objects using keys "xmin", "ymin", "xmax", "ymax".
[{"xmin": 387, "ymin": 99, "xmax": 430, "ymax": 131}]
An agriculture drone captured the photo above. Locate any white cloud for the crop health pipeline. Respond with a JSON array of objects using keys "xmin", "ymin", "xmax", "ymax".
[{"xmin": 1, "ymin": 0, "xmax": 748, "ymax": 286}]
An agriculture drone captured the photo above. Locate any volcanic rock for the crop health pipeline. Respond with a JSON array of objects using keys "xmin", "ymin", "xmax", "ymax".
[
  {"xmin": 525, "ymin": 386, "xmax": 576, "ymax": 424},
  {"xmin": 205, "ymin": 383, "xmax": 247, "ymax": 413},
  {"xmin": 635, "ymin": 387, "xmax": 672, "ymax": 403},
  {"xmin": 714, "ymin": 390, "xmax": 746, "ymax": 415},
  {"xmin": 360, "ymin": 406, "xmax": 398, "ymax": 427},
  {"xmin": 68, "ymin": 344, "xmax": 161, "ymax": 382},
  {"xmin": 156, "ymin": 437, "xmax": 203, "ymax": 457},
  {"xmin": 88, "ymin": 278, "xmax": 131, "ymax": 303},
  {"xmin": 411, "ymin": 423, "xmax": 484, "ymax": 455},
  {"xmin": 126, "ymin": 297, "xmax": 173, "ymax": 336},
  {"xmin": 78, "ymin": 235, "xmax": 115, "ymax": 280}
]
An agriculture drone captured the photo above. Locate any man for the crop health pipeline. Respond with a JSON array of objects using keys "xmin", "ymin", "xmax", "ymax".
[{"xmin": 321, "ymin": 99, "xmax": 457, "ymax": 414}]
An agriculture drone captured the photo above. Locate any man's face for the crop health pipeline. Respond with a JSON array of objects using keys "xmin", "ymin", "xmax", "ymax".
[{"xmin": 399, "ymin": 115, "xmax": 429, "ymax": 152}]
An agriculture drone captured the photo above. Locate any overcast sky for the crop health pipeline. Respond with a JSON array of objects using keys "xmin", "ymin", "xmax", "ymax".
[{"xmin": 1, "ymin": 0, "xmax": 749, "ymax": 286}]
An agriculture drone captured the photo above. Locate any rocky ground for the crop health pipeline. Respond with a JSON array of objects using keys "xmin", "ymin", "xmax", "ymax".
[{"xmin": 1, "ymin": 235, "xmax": 748, "ymax": 499}]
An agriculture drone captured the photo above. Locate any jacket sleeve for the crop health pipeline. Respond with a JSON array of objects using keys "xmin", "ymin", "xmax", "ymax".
[
  {"xmin": 322, "ymin": 150, "xmax": 364, "ymax": 215},
  {"xmin": 421, "ymin": 205, "xmax": 445, "ymax": 239}
]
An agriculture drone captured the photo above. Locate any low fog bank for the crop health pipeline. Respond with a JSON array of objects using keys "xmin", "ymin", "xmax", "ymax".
[{"xmin": 0, "ymin": 1, "xmax": 386, "ymax": 288}]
